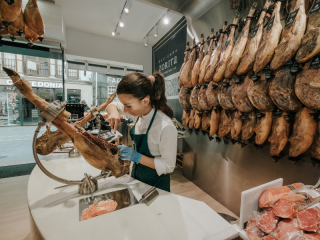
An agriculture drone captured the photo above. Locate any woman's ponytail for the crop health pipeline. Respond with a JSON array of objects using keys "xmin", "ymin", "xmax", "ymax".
[
  {"xmin": 150, "ymin": 72, "xmax": 173, "ymax": 119},
  {"xmin": 116, "ymin": 71, "xmax": 174, "ymax": 119}
]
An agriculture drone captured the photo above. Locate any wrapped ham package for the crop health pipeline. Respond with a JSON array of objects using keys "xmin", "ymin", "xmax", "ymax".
[
  {"xmin": 297, "ymin": 202, "xmax": 320, "ymax": 232},
  {"xmin": 297, "ymin": 233, "xmax": 320, "ymax": 240},
  {"xmin": 274, "ymin": 219, "xmax": 303, "ymax": 240},
  {"xmin": 255, "ymin": 209, "xmax": 279, "ymax": 233}
]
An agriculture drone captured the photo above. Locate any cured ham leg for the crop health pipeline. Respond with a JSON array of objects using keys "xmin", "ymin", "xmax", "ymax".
[
  {"xmin": 201, "ymin": 112, "xmax": 211, "ymax": 131},
  {"xmin": 24, "ymin": 24, "xmax": 39, "ymax": 43},
  {"xmin": 230, "ymin": 111, "xmax": 242, "ymax": 139},
  {"xmin": 218, "ymin": 77, "xmax": 236, "ymax": 110},
  {"xmin": 24, "ymin": 0, "xmax": 44, "ymax": 36},
  {"xmin": 198, "ymin": 84, "xmax": 211, "ymax": 112},
  {"xmin": 296, "ymin": 0, "xmax": 320, "ymax": 63},
  {"xmin": 254, "ymin": 1, "xmax": 283, "ymax": 73},
  {"xmin": 270, "ymin": 0, "xmax": 307, "ymax": 70},
  {"xmin": 255, "ymin": 111, "xmax": 272, "ymax": 145},
  {"xmin": 199, "ymin": 29, "xmax": 215, "ymax": 85},
  {"xmin": 179, "ymin": 86, "xmax": 192, "ymax": 110},
  {"xmin": 236, "ymin": 0, "xmax": 273, "ymax": 76},
  {"xmin": 209, "ymin": 108, "xmax": 220, "ymax": 136},
  {"xmin": 213, "ymin": 13, "xmax": 240, "ymax": 82},
  {"xmin": 295, "ymin": 59, "xmax": 320, "ymax": 110},
  {"xmin": 289, "ymin": 107, "xmax": 317, "ymax": 157},
  {"xmin": 247, "ymin": 73, "xmax": 275, "ymax": 111},
  {"xmin": 180, "ymin": 39, "xmax": 197, "ymax": 88},
  {"xmin": 182, "ymin": 110, "xmax": 190, "ymax": 128},
  {"xmin": 188, "ymin": 109, "xmax": 196, "ymax": 129},
  {"xmin": 194, "ymin": 111, "xmax": 202, "ymax": 129},
  {"xmin": 269, "ymin": 67, "xmax": 303, "ymax": 112},
  {"xmin": 268, "ymin": 113, "xmax": 290, "ymax": 157},
  {"xmin": 190, "ymin": 85, "xmax": 201, "ymax": 112},
  {"xmin": 204, "ymin": 22, "xmax": 228, "ymax": 83},
  {"xmin": 241, "ymin": 111, "xmax": 256, "ymax": 141},
  {"xmin": 3, "ymin": 67, "xmax": 130, "ymax": 177},
  {"xmin": 8, "ymin": 10, "xmax": 24, "ymax": 36},
  {"xmin": 218, "ymin": 109, "xmax": 231, "ymax": 138},
  {"xmin": 0, "ymin": 0, "xmax": 22, "ymax": 23},
  {"xmin": 311, "ymin": 122, "xmax": 320, "ymax": 161},
  {"xmin": 206, "ymin": 81, "xmax": 221, "ymax": 109},
  {"xmin": 36, "ymin": 94, "xmax": 116, "ymax": 155},
  {"xmin": 231, "ymin": 72, "xmax": 254, "ymax": 112},
  {"xmin": 179, "ymin": 43, "xmax": 190, "ymax": 88},
  {"xmin": 192, "ymin": 34, "xmax": 205, "ymax": 87},
  {"xmin": 225, "ymin": 2, "xmax": 258, "ymax": 78}
]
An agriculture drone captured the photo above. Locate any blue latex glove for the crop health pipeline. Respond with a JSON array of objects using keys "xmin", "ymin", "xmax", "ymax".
[{"xmin": 117, "ymin": 145, "xmax": 142, "ymax": 164}]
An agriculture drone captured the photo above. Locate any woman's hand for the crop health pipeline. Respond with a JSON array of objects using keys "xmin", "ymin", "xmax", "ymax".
[
  {"xmin": 107, "ymin": 105, "xmax": 121, "ymax": 133},
  {"xmin": 117, "ymin": 145, "xmax": 141, "ymax": 164}
]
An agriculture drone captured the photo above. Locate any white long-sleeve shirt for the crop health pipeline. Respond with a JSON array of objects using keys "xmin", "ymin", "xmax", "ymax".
[{"xmin": 109, "ymin": 102, "xmax": 177, "ymax": 176}]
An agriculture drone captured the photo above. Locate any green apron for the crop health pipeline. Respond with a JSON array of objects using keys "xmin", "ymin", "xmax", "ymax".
[{"xmin": 130, "ymin": 109, "xmax": 170, "ymax": 192}]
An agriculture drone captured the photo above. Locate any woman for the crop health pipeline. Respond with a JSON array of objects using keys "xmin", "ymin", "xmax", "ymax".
[{"xmin": 106, "ymin": 72, "xmax": 177, "ymax": 192}]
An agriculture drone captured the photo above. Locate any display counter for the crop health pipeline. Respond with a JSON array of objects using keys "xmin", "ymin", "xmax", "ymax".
[{"xmin": 27, "ymin": 153, "xmax": 239, "ymax": 240}]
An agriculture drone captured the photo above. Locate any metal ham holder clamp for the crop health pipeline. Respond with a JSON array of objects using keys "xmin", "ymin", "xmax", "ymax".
[{"xmin": 33, "ymin": 100, "xmax": 113, "ymax": 195}]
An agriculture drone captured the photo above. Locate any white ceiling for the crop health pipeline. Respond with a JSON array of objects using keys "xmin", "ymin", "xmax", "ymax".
[{"xmin": 54, "ymin": 0, "xmax": 183, "ymax": 46}]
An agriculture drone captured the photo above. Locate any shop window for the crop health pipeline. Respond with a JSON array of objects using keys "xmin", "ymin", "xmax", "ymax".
[
  {"xmin": 68, "ymin": 69, "xmax": 78, "ymax": 80},
  {"xmin": 107, "ymin": 86, "xmax": 116, "ymax": 97},
  {"xmin": 0, "ymin": 86, "xmax": 20, "ymax": 126},
  {"xmin": 4, "ymin": 58, "xmax": 16, "ymax": 70},
  {"xmin": 39, "ymin": 61, "xmax": 49, "ymax": 76},
  {"xmin": 67, "ymin": 89, "xmax": 81, "ymax": 104}
]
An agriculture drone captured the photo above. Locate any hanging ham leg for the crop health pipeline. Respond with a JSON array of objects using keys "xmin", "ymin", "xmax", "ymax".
[
  {"xmin": 24, "ymin": 24, "xmax": 39, "ymax": 43},
  {"xmin": 269, "ymin": 67, "xmax": 303, "ymax": 112},
  {"xmin": 213, "ymin": 13, "xmax": 240, "ymax": 82},
  {"xmin": 241, "ymin": 111, "xmax": 256, "ymax": 141},
  {"xmin": 179, "ymin": 43, "xmax": 190, "ymax": 88},
  {"xmin": 198, "ymin": 83, "xmax": 212, "ymax": 112},
  {"xmin": 237, "ymin": 0, "xmax": 273, "ymax": 76},
  {"xmin": 225, "ymin": 2, "xmax": 258, "ymax": 78},
  {"xmin": 289, "ymin": 107, "xmax": 317, "ymax": 157},
  {"xmin": 201, "ymin": 112, "xmax": 211, "ymax": 131},
  {"xmin": 24, "ymin": 0, "xmax": 44, "ymax": 36},
  {"xmin": 230, "ymin": 111, "xmax": 242, "ymax": 139},
  {"xmin": 218, "ymin": 109, "xmax": 232, "ymax": 138},
  {"xmin": 209, "ymin": 108, "xmax": 220, "ymax": 136},
  {"xmin": 8, "ymin": 10, "xmax": 24, "ymax": 36},
  {"xmin": 206, "ymin": 81, "xmax": 221, "ymax": 109},
  {"xmin": 295, "ymin": 59, "xmax": 320, "ymax": 110},
  {"xmin": 190, "ymin": 85, "xmax": 201, "ymax": 112},
  {"xmin": 36, "ymin": 93, "xmax": 116, "ymax": 155},
  {"xmin": 231, "ymin": 72, "xmax": 254, "ymax": 112},
  {"xmin": 311, "ymin": 122, "xmax": 320, "ymax": 161},
  {"xmin": 268, "ymin": 113, "xmax": 290, "ymax": 157},
  {"xmin": 254, "ymin": 1, "xmax": 283, "ymax": 73},
  {"xmin": 204, "ymin": 22, "xmax": 228, "ymax": 83},
  {"xmin": 0, "ymin": 0, "xmax": 22, "ymax": 23},
  {"xmin": 192, "ymin": 34, "xmax": 205, "ymax": 87},
  {"xmin": 296, "ymin": 0, "xmax": 320, "ymax": 63},
  {"xmin": 180, "ymin": 39, "xmax": 197, "ymax": 88},
  {"xmin": 271, "ymin": 0, "xmax": 307, "ymax": 70},
  {"xmin": 199, "ymin": 29, "xmax": 215, "ymax": 85},
  {"xmin": 182, "ymin": 110, "xmax": 190, "ymax": 128},
  {"xmin": 3, "ymin": 67, "xmax": 130, "ymax": 178},
  {"xmin": 255, "ymin": 111, "xmax": 272, "ymax": 145},
  {"xmin": 218, "ymin": 77, "xmax": 236, "ymax": 110},
  {"xmin": 194, "ymin": 111, "xmax": 202, "ymax": 129},
  {"xmin": 179, "ymin": 86, "xmax": 192, "ymax": 110},
  {"xmin": 188, "ymin": 109, "xmax": 196, "ymax": 129}
]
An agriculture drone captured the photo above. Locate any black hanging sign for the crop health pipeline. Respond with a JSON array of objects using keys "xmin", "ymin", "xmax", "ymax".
[
  {"xmin": 309, "ymin": 52, "xmax": 320, "ymax": 69},
  {"xmin": 309, "ymin": 0, "xmax": 320, "ymax": 16},
  {"xmin": 251, "ymin": 24, "xmax": 260, "ymax": 38},
  {"xmin": 285, "ymin": 8, "xmax": 299, "ymax": 29},
  {"xmin": 266, "ymin": 16, "xmax": 275, "ymax": 32}
]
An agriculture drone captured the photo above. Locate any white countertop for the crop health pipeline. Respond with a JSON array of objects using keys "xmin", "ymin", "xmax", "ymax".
[{"xmin": 28, "ymin": 153, "xmax": 239, "ymax": 240}]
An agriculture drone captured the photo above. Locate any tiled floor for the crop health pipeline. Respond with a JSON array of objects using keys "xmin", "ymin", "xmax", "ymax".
[
  {"xmin": 0, "ymin": 169, "xmax": 238, "ymax": 240},
  {"xmin": 0, "ymin": 125, "xmax": 57, "ymax": 167}
]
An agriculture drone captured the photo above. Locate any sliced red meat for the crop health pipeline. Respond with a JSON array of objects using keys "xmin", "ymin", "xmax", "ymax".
[
  {"xmin": 261, "ymin": 236, "xmax": 277, "ymax": 240},
  {"xmin": 259, "ymin": 183, "xmax": 304, "ymax": 208},
  {"xmin": 276, "ymin": 219, "xmax": 302, "ymax": 240},
  {"xmin": 81, "ymin": 200, "xmax": 118, "ymax": 220},
  {"xmin": 272, "ymin": 199, "xmax": 296, "ymax": 218},
  {"xmin": 257, "ymin": 209, "xmax": 279, "ymax": 233},
  {"xmin": 297, "ymin": 206, "xmax": 320, "ymax": 232},
  {"xmin": 247, "ymin": 218, "xmax": 267, "ymax": 240},
  {"xmin": 298, "ymin": 233, "xmax": 320, "ymax": 240}
]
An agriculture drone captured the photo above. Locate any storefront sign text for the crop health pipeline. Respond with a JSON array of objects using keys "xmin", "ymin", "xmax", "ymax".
[{"xmin": 6, "ymin": 80, "xmax": 63, "ymax": 88}]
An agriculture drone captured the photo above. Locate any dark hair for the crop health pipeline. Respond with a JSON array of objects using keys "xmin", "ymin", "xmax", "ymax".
[{"xmin": 117, "ymin": 71, "xmax": 173, "ymax": 118}]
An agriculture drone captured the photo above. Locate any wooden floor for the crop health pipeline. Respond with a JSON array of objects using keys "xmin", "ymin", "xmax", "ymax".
[{"xmin": 0, "ymin": 169, "xmax": 238, "ymax": 240}]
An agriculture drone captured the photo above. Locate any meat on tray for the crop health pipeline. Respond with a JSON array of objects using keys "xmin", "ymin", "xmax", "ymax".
[
  {"xmin": 275, "ymin": 218, "xmax": 303, "ymax": 240},
  {"xmin": 297, "ymin": 233, "xmax": 320, "ymax": 240},
  {"xmin": 81, "ymin": 200, "xmax": 117, "ymax": 220},
  {"xmin": 256, "ymin": 209, "xmax": 279, "ymax": 234},
  {"xmin": 246, "ymin": 218, "xmax": 267, "ymax": 240},
  {"xmin": 297, "ymin": 204, "xmax": 320, "ymax": 231}
]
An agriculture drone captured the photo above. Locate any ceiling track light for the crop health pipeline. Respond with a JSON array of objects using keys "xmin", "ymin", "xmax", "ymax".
[
  {"xmin": 144, "ymin": 37, "xmax": 148, "ymax": 47},
  {"xmin": 124, "ymin": 0, "xmax": 132, "ymax": 14},
  {"xmin": 154, "ymin": 25, "xmax": 158, "ymax": 37},
  {"xmin": 119, "ymin": 21, "xmax": 124, "ymax": 27},
  {"xmin": 112, "ymin": 31, "xmax": 120, "ymax": 36}
]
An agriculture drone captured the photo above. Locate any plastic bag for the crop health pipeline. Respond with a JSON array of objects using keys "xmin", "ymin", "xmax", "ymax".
[{"xmin": 255, "ymin": 209, "xmax": 279, "ymax": 233}]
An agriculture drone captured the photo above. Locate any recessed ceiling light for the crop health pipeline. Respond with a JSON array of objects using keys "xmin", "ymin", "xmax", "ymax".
[{"xmin": 164, "ymin": 18, "xmax": 169, "ymax": 25}]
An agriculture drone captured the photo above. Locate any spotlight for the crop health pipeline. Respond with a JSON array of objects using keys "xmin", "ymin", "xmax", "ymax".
[
  {"xmin": 144, "ymin": 37, "xmax": 148, "ymax": 47},
  {"xmin": 164, "ymin": 18, "xmax": 169, "ymax": 24},
  {"xmin": 124, "ymin": 0, "xmax": 132, "ymax": 14},
  {"xmin": 154, "ymin": 25, "xmax": 158, "ymax": 37},
  {"xmin": 112, "ymin": 31, "xmax": 120, "ymax": 36},
  {"xmin": 119, "ymin": 22, "xmax": 124, "ymax": 27}
]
